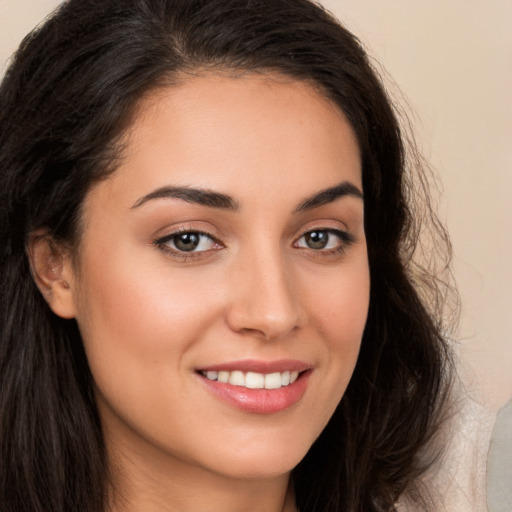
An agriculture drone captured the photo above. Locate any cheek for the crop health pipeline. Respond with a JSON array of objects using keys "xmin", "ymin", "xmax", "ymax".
[
  {"xmin": 299, "ymin": 254, "xmax": 370, "ymax": 395},
  {"xmin": 306, "ymin": 256, "xmax": 370, "ymax": 345},
  {"xmin": 72, "ymin": 244, "xmax": 217, "ymax": 394},
  {"xmin": 71, "ymin": 248, "xmax": 225, "ymax": 447},
  {"xmin": 75, "ymin": 240, "xmax": 211, "ymax": 340}
]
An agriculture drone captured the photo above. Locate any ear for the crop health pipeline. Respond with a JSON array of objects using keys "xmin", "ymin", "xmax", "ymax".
[{"xmin": 27, "ymin": 231, "xmax": 77, "ymax": 319}]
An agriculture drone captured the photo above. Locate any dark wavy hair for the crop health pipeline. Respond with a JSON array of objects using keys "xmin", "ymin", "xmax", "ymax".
[{"xmin": 0, "ymin": 0, "xmax": 454, "ymax": 510}]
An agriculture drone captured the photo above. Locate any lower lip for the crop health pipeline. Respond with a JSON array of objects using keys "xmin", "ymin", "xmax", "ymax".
[{"xmin": 198, "ymin": 371, "xmax": 311, "ymax": 414}]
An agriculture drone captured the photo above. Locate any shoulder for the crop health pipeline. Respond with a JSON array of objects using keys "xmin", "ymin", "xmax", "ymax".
[{"xmin": 398, "ymin": 391, "xmax": 495, "ymax": 512}]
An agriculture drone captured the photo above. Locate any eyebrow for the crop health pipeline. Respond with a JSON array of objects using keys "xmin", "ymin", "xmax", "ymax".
[
  {"xmin": 131, "ymin": 186, "xmax": 239, "ymax": 210},
  {"xmin": 131, "ymin": 180, "xmax": 362, "ymax": 211},
  {"xmin": 295, "ymin": 181, "xmax": 363, "ymax": 211}
]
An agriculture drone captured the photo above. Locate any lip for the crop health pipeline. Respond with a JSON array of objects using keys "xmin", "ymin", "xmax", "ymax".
[{"xmin": 196, "ymin": 359, "xmax": 313, "ymax": 414}]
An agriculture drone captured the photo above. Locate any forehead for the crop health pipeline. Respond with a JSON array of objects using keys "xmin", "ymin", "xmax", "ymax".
[{"xmin": 89, "ymin": 73, "xmax": 362, "ymax": 212}]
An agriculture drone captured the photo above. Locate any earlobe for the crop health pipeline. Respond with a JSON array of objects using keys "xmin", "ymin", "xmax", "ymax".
[{"xmin": 27, "ymin": 231, "xmax": 77, "ymax": 319}]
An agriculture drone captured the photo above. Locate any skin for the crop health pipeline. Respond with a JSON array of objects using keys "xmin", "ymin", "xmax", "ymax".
[{"xmin": 32, "ymin": 74, "xmax": 370, "ymax": 512}]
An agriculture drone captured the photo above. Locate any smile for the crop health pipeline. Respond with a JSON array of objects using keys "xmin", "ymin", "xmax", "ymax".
[
  {"xmin": 197, "ymin": 360, "xmax": 312, "ymax": 414},
  {"xmin": 201, "ymin": 370, "xmax": 300, "ymax": 389}
]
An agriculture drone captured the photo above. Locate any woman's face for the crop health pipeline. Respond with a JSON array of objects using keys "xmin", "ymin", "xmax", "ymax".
[{"xmin": 67, "ymin": 74, "xmax": 369, "ymax": 481}]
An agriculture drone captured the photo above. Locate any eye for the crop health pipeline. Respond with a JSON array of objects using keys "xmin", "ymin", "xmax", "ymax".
[
  {"xmin": 295, "ymin": 229, "xmax": 353, "ymax": 251},
  {"xmin": 155, "ymin": 230, "xmax": 219, "ymax": 253}
]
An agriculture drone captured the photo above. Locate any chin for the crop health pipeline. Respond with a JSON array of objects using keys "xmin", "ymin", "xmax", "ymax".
[{"xmin": 197, "ymin": 435, "xmax": 314, "ymax": 481}]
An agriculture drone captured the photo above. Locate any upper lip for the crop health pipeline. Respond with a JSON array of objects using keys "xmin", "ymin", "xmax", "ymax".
[{"xmin": 197, "ymin": 359, "xmax": 312, "ymax": 374}]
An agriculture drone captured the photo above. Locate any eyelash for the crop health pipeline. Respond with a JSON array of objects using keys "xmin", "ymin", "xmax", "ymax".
[
  {"xmin": 154, "ymin": 227, "xmax": 223, "ymax": 261},
  {"xmin": 293, "ymin": 228, "xmax": 355, "ymax": 256},
  {"xmin": 154, "ymin": 226, "xmax": 355, "ymax": 261}
]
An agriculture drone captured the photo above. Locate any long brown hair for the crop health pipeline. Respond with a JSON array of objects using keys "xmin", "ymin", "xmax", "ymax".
[{"xmin": 0, "ymin": 1, "xmax": 454, "ymax": 510}]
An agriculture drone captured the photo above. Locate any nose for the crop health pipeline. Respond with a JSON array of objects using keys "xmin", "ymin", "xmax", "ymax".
[{"xmin": 225, "ymin": 248, "xmax": 306, "ymax": 340}]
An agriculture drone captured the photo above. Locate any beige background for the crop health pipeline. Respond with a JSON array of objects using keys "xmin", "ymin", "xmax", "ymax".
[{"xmin": 1, "ymin": 0, "xmax": 511, "ymax": 412}]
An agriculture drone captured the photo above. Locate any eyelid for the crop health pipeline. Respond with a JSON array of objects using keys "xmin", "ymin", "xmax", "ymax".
[
  {"xmin": 153, "ymin": 226, "xmax": 224, "ymax": 260},
  {"xmin": 293, "ymin": 219, "xmax": 353, "ymax": 241},
  {"xmin": 293, "ymin": 225, "xmax": 356, "ymax": 254},
  {"xmin": 151, "ymin": 221, "xmax": 356, "ymax": 262}
]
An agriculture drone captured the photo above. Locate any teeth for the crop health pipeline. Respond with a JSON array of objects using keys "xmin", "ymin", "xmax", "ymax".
[
  {"xmin": 264, "ymin": 372, "xmax": 282, "ymax": 389},
  {"xmin": 201, "ymin": 369, "xmax": 302, "ymax": 389},
  {"xmin": 217, "ymin": 371, "xmax": 229, "ymax": 383},
  {"xmin": 206, "ymin": 370, "xmax": 218, "ymax": 381},
  {"xmin": 229, "ymin": 371, "xmax": 245, "ymax": 386},
  {"xmin": 246, "ymin": 372, "xmax": 265, "ymax": 389}
]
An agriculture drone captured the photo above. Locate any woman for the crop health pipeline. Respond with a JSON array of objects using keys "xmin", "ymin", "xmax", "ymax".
[{"xmin": 0, "ymin": 0, "xmax": 454, "ymax": 510}]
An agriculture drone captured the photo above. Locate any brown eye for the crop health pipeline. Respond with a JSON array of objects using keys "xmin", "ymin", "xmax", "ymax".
[
  {"xmin": 303, "ymin": 230, "xmax": 329, "ymax": 249},
  {"xmin": 173, "ymin": 232, "xmax": 201, "ymax": 252},
  {"xmin": 295, "ymin": 228, "xmax": 354, "ymax": 253},
  {"xmin": 156, "ymin": 231, "xmax": 218, "ymax": 253}
]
